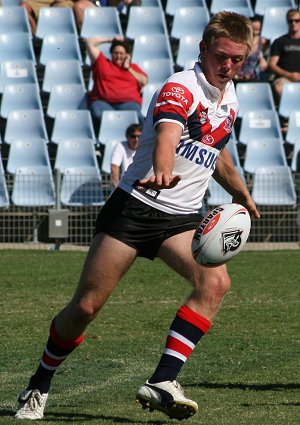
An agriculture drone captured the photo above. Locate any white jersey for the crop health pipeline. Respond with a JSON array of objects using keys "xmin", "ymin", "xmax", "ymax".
[
  {"xmin": 111, "ymin": 141, "xmax": 136, "ymax": 176},
  {"xmin": 119, "ymin": 62, "xmax": 239, "ymax": 215}
]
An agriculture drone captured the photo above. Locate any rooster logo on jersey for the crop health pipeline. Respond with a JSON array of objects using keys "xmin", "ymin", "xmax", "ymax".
[{"xmin": 224, "ymin": 114, "xmax": 234, "ymax": 134}]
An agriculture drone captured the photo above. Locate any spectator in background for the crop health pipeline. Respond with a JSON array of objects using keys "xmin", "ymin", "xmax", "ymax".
[
  {"xmin": 110, "ymin": 123, "xmax": 142, "ymax": 189},
  {"xmin": 268, "ymin": 8, "xmax": 300, "ymax": 104},
  {"xmin": 234, "ymin": 15, "xmax": 268, "ymax": 81},
  {"xmin": 85, "ymin": 36, "xmax": 147, "ymax": 130},
  {"xmin": 73, "ymin": 0, "xmax": 141, "ymax": 31},
  {"xmin": 21, "ymin": 0, "xmax": 76, "ymax": 35}
]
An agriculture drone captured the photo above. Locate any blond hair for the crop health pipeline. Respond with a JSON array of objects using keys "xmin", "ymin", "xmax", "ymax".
[{"xmin": 202, "ymin": 11, "xmax": 253, "ymax": 54}]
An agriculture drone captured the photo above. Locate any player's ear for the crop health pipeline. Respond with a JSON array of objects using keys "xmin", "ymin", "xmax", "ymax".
[{"xmin": 199, "ymin": 40, "xmax": 207, "ymax": 56}]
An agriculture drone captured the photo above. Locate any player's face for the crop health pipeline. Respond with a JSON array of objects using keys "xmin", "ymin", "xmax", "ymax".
[
  {"xmin": 200, "ymin": 37, "xmax": 249, "ymax": 91},
  {"xmin": 111, "ymin": 46, "xmax": 127, "ymax": 67}
]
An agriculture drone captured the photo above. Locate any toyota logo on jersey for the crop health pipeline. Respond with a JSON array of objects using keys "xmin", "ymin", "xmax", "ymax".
[{"xmin": 171, "ymin": 86, "xmax": 185, "ymax": 94}]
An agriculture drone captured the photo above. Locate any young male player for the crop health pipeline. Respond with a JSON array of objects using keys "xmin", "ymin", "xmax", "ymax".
[{"xmin": 15, "ymin": 11, "xmax": 260, "ymax": 421}]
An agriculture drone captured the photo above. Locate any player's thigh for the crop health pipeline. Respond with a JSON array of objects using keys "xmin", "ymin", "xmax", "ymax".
[
  {"xmin": 73, "ymin": 233, "xmax": 137, "ymax": 305},
  {"xmin": 158, "ymin": 230, "xmax": 228, "ymax": 285}
]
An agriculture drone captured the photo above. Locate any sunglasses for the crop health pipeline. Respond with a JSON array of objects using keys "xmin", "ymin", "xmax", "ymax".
[{"xmin": 288, "ymin": 19, "xmax": 300, "ymax": 23}]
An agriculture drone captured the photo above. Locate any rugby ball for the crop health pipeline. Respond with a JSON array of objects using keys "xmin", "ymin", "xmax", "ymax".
[{"xmin": 192, "ymin": 203, "xmax": 251, "ymax": 266}]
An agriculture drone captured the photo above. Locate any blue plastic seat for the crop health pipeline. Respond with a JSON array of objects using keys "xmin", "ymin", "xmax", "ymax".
[
  {"xmin": 81, "ymin": 7, "xmax": 123, "ymax": 39},
  {"xmin": 176, "ymin": 35, "xmax": 200, "ymax": 69},
  {"xmin": 36, "ymin": 7, "xmax": 78, "ymax": 39},
  {"xmin": 0, "ymin": 83, "xmax": 42, "ymax": 119},
  {"xmin": 261, "ymin": 7, "xmax": 290, "ymax": 41},
  {"xmin": 4, "ymin": 110, "xmax": 48, "ymax": 144},
  {"xmin": 51, "ymin": 110, "xmax": 96, "ymax": 145},
  {"xmin": 132, "ymin": 34, "xmax": 173, "ymax": 64},
  {"xmin": 126, "ymin": 6, "xmax": 168, "ymax": 40},
  {"xmin": 39, "ymin": 34, "xmax": 82, "ymax": 66},
  {"xmin": 0, "ymin": 60, "xmax": 38, "ymax": 93},
  {"xmin": 0, "ymin": 33, "xmax": 35, "ymax": 63},
  {"xmin": 291, "ymin": 138, "xmax": 300, "ymax": 172},
  {"xmin": 0, "ymin": 152, "xmax": 10, "ymax": 208},
  {"xmin": 235, "ymin": 82, "xmax": 275, "ymax": 118},
  {"xmin": 286, "ymin": 111, "xmax": 300, "ymax": 146},
  {"xmin": 278, "ymin": 83, "xmax": 300, "ymax": 120},
  {"xmin": 42, "ymin": 60, "xmax": 84, "ymax": 93},
  {"xmin": 47, "ymin": 84, "xmax": 87, "ymax": 119},
  {"xmin": 7, "ymin": 138, "xmax": 51, "ymax": 174},
  {"xmin": 171, "ymin": 7, "xmax": 209, "ymax": 39},
  {"xmin": 166, "ymin": 0, "xmax": 208, "ymax": 16},
  {"xmin": 255, "ymin": 0, "xmax": 296, "ymax": 16},
  {"xmin": 137, "ymin": 59, "xmax": 173, "ymax": 85},
  {"xmin": 98, "ymin": 110, "xmax": 139, "ymax": 146},
  {"xmin": 141, "ymin": 83, "xmax": 160, "ymax": 118},
  {"xmin": 251, "ymin": 166, "xmax": 296, "ymax": 206},
  {"xmin": 207, "ymin": 166, "xmax": 245, "ymax": 206},
  {"xmin": 60, "ymin": 167, "xmax": 105, "ymax": 206},
  {"xmin": 11, "ymin": 166, "xmax": 55, "ymax": 207},
  {"xmin": 0, "ymin": 6, "xmax": 31, "ymax": 35},
  {"xmin": 226, "ymin": 136, "xmax": 241, "ymax": 167},
  {"xmin": 243, "ymin": 138, "xmax": 287, "ymax": 174},
  {"xmin": 239, "ymin": 110, "xmax": 283, "ymax": 146},
  {"xmin": 54, "ymin": 139, "xmax": 99, "ymax": 173},
  {"xmin": 210, "ymin": 0, "xmax": 254, "ymax": 17}
]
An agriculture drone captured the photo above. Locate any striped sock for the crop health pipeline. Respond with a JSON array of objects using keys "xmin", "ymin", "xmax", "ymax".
[
  {"xmin": 149, "ymin": 305, "xmax": 211, "ymax": 384},
  {"xmin": 28, "ymin": 319, "xmax": 85, "ymax": 394}
]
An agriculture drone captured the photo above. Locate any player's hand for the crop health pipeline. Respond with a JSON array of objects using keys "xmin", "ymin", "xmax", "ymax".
[
  {"xmin": 139, "ymin": 174, "xmax": 182, "ymax": 190},
  {"xmin": 232, "ymin": 194, "xmax": 260, "ymax": 219}
]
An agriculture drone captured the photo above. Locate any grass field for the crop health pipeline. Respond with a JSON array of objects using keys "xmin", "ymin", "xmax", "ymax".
[{"xmin": 0, "ymin": 249, "xmax": 299, "ymax": 424}]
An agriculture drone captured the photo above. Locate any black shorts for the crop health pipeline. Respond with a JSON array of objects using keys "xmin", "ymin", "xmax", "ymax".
[{"xmin": 94, "ymin": 188, "xmax": 203, "ymax": 260}]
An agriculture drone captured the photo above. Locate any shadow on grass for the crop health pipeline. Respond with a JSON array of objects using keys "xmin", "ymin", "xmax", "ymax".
[
  {"xmin": 187, "ymin": 382, "xmax": 300, "ymax": 391},
  {"xmin": 0, "ymin": 409, "xmax": 168, "ymax": 424}
]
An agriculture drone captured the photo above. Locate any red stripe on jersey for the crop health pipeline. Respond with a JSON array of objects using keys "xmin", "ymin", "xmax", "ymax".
[
  {"xmin": 200, "ymin": 108, "xmax": 236, "ymax": 148},
  {"xmin": 166, "ymin": 335, "xmax": 193, "ymax": 358},
  {"xmin": 42, "ymin": 352, "xmax": 63, "ymax": 368},
  {"xmin": 50, "ymin": 320, "xmax": 85, "ymax": 350},
  {"xmin": 154, "ymin": 81, "xmax": 194, "ymax": 122},
  {"xmin": 177, "ymin": 305, "xmax": 211, "ymax": 333}
]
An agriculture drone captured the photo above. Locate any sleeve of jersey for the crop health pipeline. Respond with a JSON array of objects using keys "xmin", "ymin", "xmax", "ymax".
[{"xmin": 153, "ymin": 81, "xmax": 194, "ymax": 129}]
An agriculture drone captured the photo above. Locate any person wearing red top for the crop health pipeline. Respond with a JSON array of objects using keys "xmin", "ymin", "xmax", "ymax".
[{"xmin": 85, "ymin": 36, "xmax": 148, "ymax": 128}]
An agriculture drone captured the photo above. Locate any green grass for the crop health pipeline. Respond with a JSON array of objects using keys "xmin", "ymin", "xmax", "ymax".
[{"xmin": 0, "ymin": 250, "xmax": 299, "ymax": 424}]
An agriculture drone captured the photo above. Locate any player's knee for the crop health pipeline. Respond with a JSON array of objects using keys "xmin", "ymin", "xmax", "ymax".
[{"xmin": 200, "ymin": 270, "xmax": 231, "ymax": 299}]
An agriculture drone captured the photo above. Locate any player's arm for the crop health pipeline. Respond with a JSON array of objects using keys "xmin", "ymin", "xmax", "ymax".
[
  {"xmin": 213, "ymin": 147, "xmax": 260, "ymax": 218},
  {"xmin": 139, "ymin": 122, "xmax": 182, "ymax": 189}
]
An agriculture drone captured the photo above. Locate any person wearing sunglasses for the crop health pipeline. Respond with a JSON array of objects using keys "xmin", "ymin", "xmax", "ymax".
[
  {"xmin": 268, "ymin": 8, "xmax": 300, "ymax": 105},
  {"xmin": 111, "ymin": 123, "xmax": 142, "ymax": 189}
]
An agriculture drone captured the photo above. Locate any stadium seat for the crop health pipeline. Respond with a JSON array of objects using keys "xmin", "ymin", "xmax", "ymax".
[
  {"xmin": 54, "ymin": 139, "xmax": 99, "ymax": 173},
  {"xmin": 285, "ymin": 111, "xmax": 300, "ymax": 145},
  {"xmin": 238, "ymin": 110, "xmax": 283, "ymax": 145},
  {"xmin": 235, "ymin": 82, "xmax": 276, "ymax": 118},
  {"xmin": 2, "ymin": 0, "xmax": 21, "ymax": 5},
  {"xmin": 60, "ymin": 166, "xmax": 105, "ymax": 206},
  {"xmin": 0, "ymin": 83, "xmax": 42, "ymax": 119},
  {"xmin": 101, "ymin": 140, "xmax": 118, "ymax": 174},
  {"xmin": 207, "ymin": 166, "xmax": 245, "ymax": 206},
  {"xmin": 39, "ymin": 34, "xmax": 82, "ymax": 66},
  {"xmin": 0, "ymin": 33, "xmax": 35, "ymax": 63},
  {"xmin": 166, "ymin": 0, "xmax": 208, "ymax": 17},
  {"xmin": 226, "ymin": 136, "xmax": 241, "ymax": 167},
  {"xmin": 255, "ymin": 0, "xmax": 296, "ymax": 16},
  {"xmin": 46, "ymin": 83, "xmax": 87, "ymax": 119},
  {"xmin": 176, "ymin": 35, "xmax": 200, "ymax": 69},
  {"xmin": 98, "ymin": 110, "xmax": 139, "ymax": 145},
  {"xmin": 81, "ymin": 7, "xmax": 123, "ymax": 39},
  {"xmin": 291, "ymin": 138, "xmax": 300, "ymax": 172},
  {"xmin": 0, "ymin": 60, "xmax": 38, "ymax": 93},
  {"xmin": 171, "ymin": 7, "xmax": 210, "ymax": 40},
  {"xmin": 243, "ymin": 138, "xmax": 287, "ymax": 174},
  {"xmin": 51, "ymin": 110, "xmax": 96, "ymax": 145},
  {"xmin": 0, "ymin": 6, "xmax": 31, "ymax": 35},
  {"xmin": 42, "ymin": 60, "xmax": 85, "ymax": 93},
  {"xmin": 0, "ymin": 152, "xmax": 10, "ymax": 208},
  {"xmin": 251, "ymin": 166, "xmax": 296, "ymax": 206},
  {"xmin": 126, "ymin": 6, "xmax": 168, "ymax": 40},
  {"xmin": 141, "ymin": 83, "xmax": 160, "ymax": 117},
  {"xmin": 210, "ymin": 0, "xmax": 254, "ymax": 17},
  {"xmin": 7, "ymin": 138, "xmax": 51, "ymax": 174},
  {"xmin": 36, "ymin": 7, "xmax": 78, "ymax": 39},
  {"xmin": 132, "ymin": 34, "xmax": 173, "ymax": 64},
  {"xmin": 137, "ymin": 59, "xmax": 173, "ymax": 85},
  {"xmin": 4, "ymin": 110, "xmax": 48, "ymax": 144},
  {"xmin": 11, "ymin": 166, "xmax": 56, "ymax": 207},
  {"xmin": 184, "ymin": 59, "xmax": 196, "ymax": 70},
  {"xmin": 278, "ymin": 83, "xmax": 300, "ymax": 120},
  {"xmin": 261, "ymin": 7, "xmax": 290, "ymax": 41}
]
